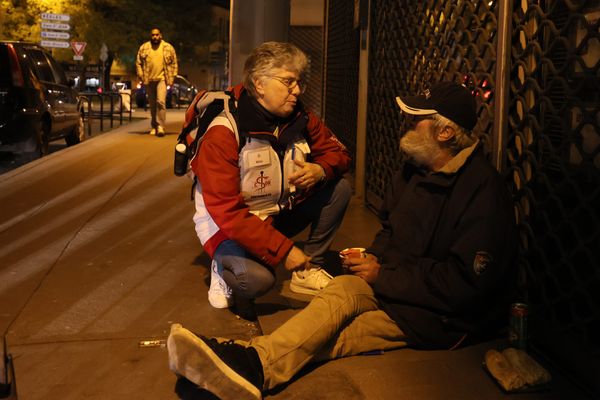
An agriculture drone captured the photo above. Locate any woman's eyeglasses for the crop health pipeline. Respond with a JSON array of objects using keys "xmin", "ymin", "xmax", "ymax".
[{"xmin": 269, "ymin": 76, "xmax": 306, "ymax": 94}]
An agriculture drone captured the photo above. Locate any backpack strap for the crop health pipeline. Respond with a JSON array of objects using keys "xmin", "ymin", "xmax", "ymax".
[
  {"xmin": 196, "ymin": 91, "xmax": 239, "ymax": 147},
  {"xmin": 175, "ymin": 90, "xmax": 242, "ymax": 199}
]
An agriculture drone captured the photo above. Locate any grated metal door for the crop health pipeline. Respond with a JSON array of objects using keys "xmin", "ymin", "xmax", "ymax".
[{"xmin": 364, "ymin": 0, "xmax": 599, "ymax": 394}]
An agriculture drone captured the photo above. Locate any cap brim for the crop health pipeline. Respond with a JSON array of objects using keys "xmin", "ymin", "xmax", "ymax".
[{"xmin": 395, "ymin": 96, "xmax": 437, "ymax": 116}]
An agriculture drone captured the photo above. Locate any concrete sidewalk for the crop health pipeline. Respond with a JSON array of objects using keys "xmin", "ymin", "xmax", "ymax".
[{"xmin": 0, "ymin": 110, "xmax": 591, "ymax": 399}]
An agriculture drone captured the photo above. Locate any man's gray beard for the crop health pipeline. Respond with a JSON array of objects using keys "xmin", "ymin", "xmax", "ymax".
[{"xmin": 399, "ymin": 129, "xmax": 442, "ymax": 169}]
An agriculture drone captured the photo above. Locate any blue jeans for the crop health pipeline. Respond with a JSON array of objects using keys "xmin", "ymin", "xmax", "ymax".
[{"xmin": 213, "ymin": 178, "xmax": 352, "ymax": 300}]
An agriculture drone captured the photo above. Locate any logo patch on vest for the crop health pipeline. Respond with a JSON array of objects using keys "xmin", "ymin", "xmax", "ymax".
[
  {"xmin": 473, "ymin": 251, "xmax": 492, "ymax": 275},
  {"xmin": 252, "ymin": 171, "xmax": 271, "ymax": 196}
]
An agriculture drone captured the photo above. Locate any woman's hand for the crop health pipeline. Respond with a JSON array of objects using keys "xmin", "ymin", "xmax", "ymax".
[
  {"xmin": 283, "ymin": 246, "xmax": 311, "ymax": 271},
  {"xmin": 342, "ymin": 253, "xmax": 381, "ymax": 283},
  {"xmin": 289, "ymin": 160, "xmax": 325, "ymax": 190}
]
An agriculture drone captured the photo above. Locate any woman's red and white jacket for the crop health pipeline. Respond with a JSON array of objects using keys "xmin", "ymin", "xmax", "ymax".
[{"xmin": 190, "ymin": 84, "xmax": 351, "ymax": 267}]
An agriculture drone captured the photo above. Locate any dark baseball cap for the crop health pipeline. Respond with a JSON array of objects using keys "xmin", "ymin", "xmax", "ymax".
[{"xmin": 395, "ymin": 82, "xmax": 477, "ymax": 131}]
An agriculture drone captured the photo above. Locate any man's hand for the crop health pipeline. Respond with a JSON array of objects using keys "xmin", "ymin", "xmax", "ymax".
[
  {"xmin": 342, "ymin": 253, "xmax": 381, "ymax": 283},
  {"xmin": 283, "ymin": 246, "xmax": 311, "ymax": 271},
  {"xmin": 288, "ymin": 160, "xmax": 325, "ymax": 190}
]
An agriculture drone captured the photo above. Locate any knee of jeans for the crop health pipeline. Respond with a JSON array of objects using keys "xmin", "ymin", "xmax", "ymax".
[
  {"xmin": 334, "ymin": 178, "xmax": 353, "ymax": 205},
  {"xmin": 232, "ymin": 268, "xmax": 276, "ymax": 299}
]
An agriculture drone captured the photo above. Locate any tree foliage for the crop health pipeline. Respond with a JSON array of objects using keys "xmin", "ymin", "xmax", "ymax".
[{"xmin": 0, "ymin": 0, "xmax": 215, "ymax": 72}]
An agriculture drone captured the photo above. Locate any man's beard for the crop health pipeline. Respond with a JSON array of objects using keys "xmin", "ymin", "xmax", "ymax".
[
  {"xmin": 151, "ymin": 38, "xmax": 161, "ymax": 45},
  {"xmin": 399, "ymin": 128, "xmax": 443, "ymax": 169}
]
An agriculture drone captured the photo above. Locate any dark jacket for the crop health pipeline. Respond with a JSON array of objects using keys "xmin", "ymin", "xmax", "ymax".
[{"xmin": 370, "ymin": 143, "xmax": 518, "ymax": 349}]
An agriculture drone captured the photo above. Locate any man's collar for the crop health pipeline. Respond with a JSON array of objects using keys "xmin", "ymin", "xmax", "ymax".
[{"xmin": 435, "ymin": 140, "xmax": 480, "ymax": 174}]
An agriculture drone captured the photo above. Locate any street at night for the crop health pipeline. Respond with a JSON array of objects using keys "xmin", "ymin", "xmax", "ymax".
[{"xmin": 1, "ymin": 0, "xmax": 598, "ymax": 397}]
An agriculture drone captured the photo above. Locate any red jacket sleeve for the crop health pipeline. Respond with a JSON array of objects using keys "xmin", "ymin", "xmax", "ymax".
[
  {"xmin": 304, "ymin": 111, "xmax": 351, "ymax": 178},
  {"xmin": 190, "ymin": 125, "xmax": 294, "ymax": 267}
]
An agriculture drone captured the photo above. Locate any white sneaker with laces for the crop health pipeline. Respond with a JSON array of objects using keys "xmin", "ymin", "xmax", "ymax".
[
  {"xmin": 290, "ymin": 267, "xmax": 333, "ymax": 295},
  {"xmin": 149, "ymin": 128, "xmax": 156, "ymax": 135},
  {"xmin": 156, "ymin": 126, "xmax": 165, "ymax": 137},
  {"xmin": 208, "ymin": 260, "xmax": 233, "ymax": 309}
]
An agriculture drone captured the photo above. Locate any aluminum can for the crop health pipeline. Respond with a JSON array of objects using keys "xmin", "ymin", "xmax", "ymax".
[{"xmin": 508, "ymin": 303, "xmax": 528, "ymax": 349}]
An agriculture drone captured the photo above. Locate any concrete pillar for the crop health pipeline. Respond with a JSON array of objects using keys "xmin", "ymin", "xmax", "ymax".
[
  {"xmin": 355, "ymin": 0, "xmax": 370, "ymax": 200},
  {"xmin": 229, "ymin": 0, "xmax": 290, "ymax": 85}
]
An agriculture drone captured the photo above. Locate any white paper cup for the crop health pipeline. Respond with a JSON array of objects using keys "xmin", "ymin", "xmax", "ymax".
[{"xmin": 339, "ymin": 247, "xmax": 366, "ymax": 273}]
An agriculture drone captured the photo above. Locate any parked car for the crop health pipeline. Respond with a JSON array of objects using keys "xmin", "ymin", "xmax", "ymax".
[
  {"xmin": 135, "ymin": 75, "xmax": 198, "ymax": 109},
  {"xmin": 0, "ymin": 41, "xmax": 84, "ymax": 159}
]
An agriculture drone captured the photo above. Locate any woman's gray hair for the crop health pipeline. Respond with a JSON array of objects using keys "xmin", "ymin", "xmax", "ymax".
[
  {"xmin": 431, "ymin": 113, "xmax": 477, "ymax": 154},
  {"xmin": 243, "ymin": 41, "xmax": 309, "ymax": 97}
]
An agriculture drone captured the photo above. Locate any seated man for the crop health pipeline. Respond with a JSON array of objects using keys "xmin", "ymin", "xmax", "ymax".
[{"xmin": 166, "ymin": 82, "xmax": 518, "ymax": 400}]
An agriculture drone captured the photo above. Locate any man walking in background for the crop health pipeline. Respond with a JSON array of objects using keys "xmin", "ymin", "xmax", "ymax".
[{"xmin": 136, "ymin": 28, "xmax": 178, "ymax": 137}]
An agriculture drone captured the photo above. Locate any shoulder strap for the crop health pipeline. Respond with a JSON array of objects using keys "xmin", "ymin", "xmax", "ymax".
[{"xmin": 199, "ymin": 91, "xmax": 239, "ymax": 146}]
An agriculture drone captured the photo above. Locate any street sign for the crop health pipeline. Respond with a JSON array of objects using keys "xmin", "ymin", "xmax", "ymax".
[
  {"xmin": 40, "ymin": 13, "xmax": 71, "ymax": 51},
  {"xmin": 41, "ymin": 22, "xmax": 70, "ymax": 31},
  {"xmin": 99, "ymin": 43, "xmax": 108, "ymax": 62},
  {"xmin": 41, "ymin": 31, "xmax": 70, "ymax": 40},
  {"xmin": 41, "ymin": 13, "xmax": 70, "ymax": 22},
  {"xmin": 40, "ymin": 40, "xmax": 70, "ymax": 49},
  {"xmin": 71, "ymin": 41, "xmax": 87, "ymax": 56}
]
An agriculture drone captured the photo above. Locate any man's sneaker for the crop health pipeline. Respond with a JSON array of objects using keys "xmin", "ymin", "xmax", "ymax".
[
  {"xmin": 208, "ymin": 260, "xmax": 233, "ymax": 309},
  {"xmin": 290, "ymin": 267, "xmax": 333, "ymax": 295},
  {"xmin": 168, "ymin": 323, "xmax": 264, "ymax": 400},
  {"xmin": 149, "ymin": 128, "xmax": 156, "ymax": 135},
  {"xmin": 156, "ymin": 126, "xmax": 165, "ymax": 137}
]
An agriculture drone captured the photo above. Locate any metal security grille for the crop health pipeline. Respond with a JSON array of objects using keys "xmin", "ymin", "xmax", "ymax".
[
  {"xmin": 324, "ymin": 0, "xmax": 360, "ymax": 171},
  {"xmin": 507, "ymin": 1, "xmax": 600, "ymax": 393},
  {"xmin": 289, "ymin": 26, "xmax": 324, "ymax": 117},
  {"xmin": 364, "ymin": 0, "xmax": 600, "ymax": 394},
  {"xmin": 366, "ymin": 0, "xmax": 498, "ymax": 208}
]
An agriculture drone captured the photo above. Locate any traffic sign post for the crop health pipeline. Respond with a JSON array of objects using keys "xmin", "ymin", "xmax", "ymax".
[
  {"xmin": 99, "ymin": 43, "xmax": 108, "ymax": 90},
  {"xmin": 41, "ymin": 22, "xmax": 70, "ymax": 31},
  {"xmin": 41, "ymin": 12, "xmax": 70, "ymax": 21},
  {"xmin": 71, "ymin": 41, "xmax": 87, "ymax": 62},
  {"xmin": 40, "ymin": 40, "xmax": 70, "ymax": 49},
  {"xmin": 71, "ymin": 42, "xmax": 87, "ymax": 56},
  {"xmin": 40, "ymin": 13, "xmax": 71, "ymax": 50},
  {"xmin": 41, "ymin": 31, "xmax": 70, "ymax": 40}
]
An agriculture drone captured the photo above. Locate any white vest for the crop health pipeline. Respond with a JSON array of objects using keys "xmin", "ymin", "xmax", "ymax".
[{"xmin": 193, "ymin": 114, "xmax": 310, "ymax": 245}]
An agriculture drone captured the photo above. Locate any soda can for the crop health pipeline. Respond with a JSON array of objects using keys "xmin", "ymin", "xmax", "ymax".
[{"xmin": 508, "ymin": 303, "xmax": 528, "ymax": 350}]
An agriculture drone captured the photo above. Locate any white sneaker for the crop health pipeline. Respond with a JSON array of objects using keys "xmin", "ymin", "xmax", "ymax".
[
  {"xmin": 156, "ymin": 126, "xmax": 165, "ymax": 137},
  {"xmin": 149, "ymin": 128, "xmax": 156, "ymax": 135},
  {"xmin": 290, "ymin": 267, "xmax": 333, "ymax": 295},
  {"xmin": 208, "ymin": 260, "xmax": 233, "ymax": 309}
]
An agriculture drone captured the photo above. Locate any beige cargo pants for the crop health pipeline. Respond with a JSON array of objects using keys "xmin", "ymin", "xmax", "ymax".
[{"xmin": 250, "ymin": 275, "xmax": 408, "ymax": 390}]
